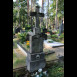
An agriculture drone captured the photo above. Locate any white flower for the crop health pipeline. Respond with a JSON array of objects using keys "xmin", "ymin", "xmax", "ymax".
[
  {"xmin": 43, "ymin": 71, "xmax": 47, "ymax": 75},
  {"xmin": 35, "ymin": 72, "xmax": 37, "ymax": 75},
  {"xmin": 38, "ymin": 69, "xmax": 42, "ymax": 72},
  {"xmin": 36, "ymin": 75, "xmax": 39, "ymax": 77}
]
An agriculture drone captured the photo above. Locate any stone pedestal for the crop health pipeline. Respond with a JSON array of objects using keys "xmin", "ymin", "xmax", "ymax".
[
  {"xmin": 26, "ymin": 33, "xmax": 46, "ymax": 72},
  {"xmin": 26, "ymin": 52, "xmax": 46, "ymax": 72}
]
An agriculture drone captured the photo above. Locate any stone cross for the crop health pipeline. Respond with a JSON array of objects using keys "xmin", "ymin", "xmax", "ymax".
[
  {"xmin": 26, "ymin": 6, "xmax": 46, "ymax": 72},
  {"xmin": 30, "ymin": 6, "xmax": 44, "ymax": 28},
  {"xmin": 30, "ymin": 6, "xmax": 44, "ymax": 35}
]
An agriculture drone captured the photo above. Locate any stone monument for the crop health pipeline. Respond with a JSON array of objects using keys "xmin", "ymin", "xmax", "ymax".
[
  {"xmin": 59, "ymin": 19, "xmax": 64, "ymax": 36},
  {"xmin": 26, "ymin": 6, "xmax": 46, "ymax": 72}
]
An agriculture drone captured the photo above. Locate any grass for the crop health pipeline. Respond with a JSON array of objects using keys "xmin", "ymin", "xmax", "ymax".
[
  {"xmin": 13, "ymin": 57, "xmax": 26, "ymax": 69},
  {"xmin": 60, "ymin": 38, "xmax": 64, "ymax": 43},
  {"xmin": 48, "ymin": 63, "xmax": 64, "ymax": 77},
  {"xmin": 43, "ymin": 48, "xmax": 57, "ymax": 61},
  {"xmin": 13, "ymin": 38, "xmax": 19, "ymax": 49},
  {"xmin": 13, "ymin": 51, "xmax": 17, "ymax": 59},
  {"xmin": 13, "ymin": 50, "xmax": 26, "ymax": 69},
  {"xmin": 13, "ymin": 40, "xmax": 28, "ymax": 69},
  {"xmin": 45, "ymin": 53, "xmax": 57, "ymax": 61},
  {"xmin": 18, "ymin": 42, "xmax": 30, "ymax": 51}
]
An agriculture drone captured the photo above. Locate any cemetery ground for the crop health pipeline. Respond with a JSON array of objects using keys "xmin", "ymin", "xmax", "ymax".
[{"xmin": 13, "ymin": 31, "xmax": 64, "ymax": 77}]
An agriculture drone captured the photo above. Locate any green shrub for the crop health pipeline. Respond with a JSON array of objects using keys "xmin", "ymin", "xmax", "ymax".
[
  {"xmin": 25, "ymin": 24, "xmax": 31, "ymax": 30},
  {"xmin": 52, "ymin": 38, "xmax": 60, "ymax": 42},
  {"xmin": 13, "ymin": 52, "xmax": 17, "ymax": 59},
  {"xmin": 56, "ymin": 30, "xmax": 59, "ymax": 34},
  {"xmin": 18, "ymin": 32, "xmax": 27, "ymax": 44},
  {"xmin": 59, "ymin": 33, "xmax": 64, "ymax": 39},
  {"xmin": 48, "ymin": 64, "xmax": 64, "ymax": 77},
  {"xmin": 51, "ymin": 34, "xmax": 58, "ymax": 38}
]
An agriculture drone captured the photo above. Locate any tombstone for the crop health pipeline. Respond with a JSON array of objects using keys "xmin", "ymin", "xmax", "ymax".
[
  {"xmin": 26, "ymin": 6, "xmax": 46, "ymax": 72},
  {"xmin": 20, "ymin": 30, "xmax": 26, "ymax": 34},
  {"xmin": 15, "ymin": 27, "xmax": 22, "ymax": 33},
  {"xmin": 59, "ymin": 19, "xmax": 64, "ymax": 36}
]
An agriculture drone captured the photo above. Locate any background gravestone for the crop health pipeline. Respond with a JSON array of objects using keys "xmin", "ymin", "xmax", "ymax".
[
  {"xmin": 59, "ymin": 19, "xmax": 64, "ymax": 36},
  {"xmin": 15, "ymin": 27, "xmax": 22, "ymax": 33}
]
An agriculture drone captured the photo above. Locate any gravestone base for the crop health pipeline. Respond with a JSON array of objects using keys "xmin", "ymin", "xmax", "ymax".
[{"xmin": 26, "ymin": 53, "xmax": 46, "ymax": 72}]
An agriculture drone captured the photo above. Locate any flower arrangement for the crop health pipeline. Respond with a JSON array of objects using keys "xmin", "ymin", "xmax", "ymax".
[
  {"xmin": 47, "ymin": 32, "xmax": 50, "ymax": 34},
  {"xmin": 26, "ymin": 41, "xmax": 30, "ymax": 48},
  {"xmin": 46, "ymin": 32, "xmax": 50, "ymax": 34},
  {"xmin": 31, "ymin": 69, "xmax": 48, "ymax": 77}
]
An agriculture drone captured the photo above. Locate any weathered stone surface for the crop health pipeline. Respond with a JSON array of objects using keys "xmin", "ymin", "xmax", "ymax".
[
  {"xmin": 59, "ymin": 19, "xmax": 64, "ymax": 35},
  {"xmin": 33, "ymin": 27, "xmax": 41, "ymax": 35},
  {"xmin": 29, "ymin": 35, "xmax": 43, "ymax": 54},
  {"xmin": 27, "ymin": 52, "xmax": 45, "ymax": 61},
  {"xmin": 26, "ymin": 58, "xmax": 46, "ymax": 72}
]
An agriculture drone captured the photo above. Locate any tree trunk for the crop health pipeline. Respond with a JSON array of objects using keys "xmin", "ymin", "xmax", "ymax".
[
  {"xmin": 16, "ymin": 0, "xmax": 20, "ymax": 27},
  {"xmin": 27, "ymin": 0, "xmax": 29, "ymax": 25},
  {"xmin": 47, "ymin": 0, "xmax": 49, "ymax": 30},
  {"xmin": 31, "ymin": 0, "xmax": 33, "ymax": 30},
  {"xmin": 40, "ymin": 0, "xmax": 44, "ymax": 28},
  {"xmin": 23, "ymin": 16, "xmax": 24, "ymax": 28},
  {"xmin": 58, "ymin": 17, "xmax": 59, "ymax": 29},
  {"xmin": 55, "ymin": 0, "xmax": 58, "ymax": 30}
]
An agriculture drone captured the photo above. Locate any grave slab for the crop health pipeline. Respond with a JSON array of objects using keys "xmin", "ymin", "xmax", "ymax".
[{"xmin": 44, "ymin": 39, "xmax": 64, "ymax": 48}]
